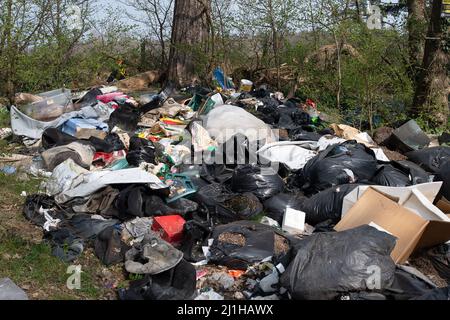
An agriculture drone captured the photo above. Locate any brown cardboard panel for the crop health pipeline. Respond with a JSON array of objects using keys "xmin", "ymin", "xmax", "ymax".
[
  {"xmin": 436, "ymin": 198, "xmax": 450, "ymax": 214},
  {"xmin": 416, "ymin": 220, "xmax": 450, "ymax": 250},
  {"xmin": 335, "ymin": 188, "xmax": 429, "ymax": 264}
]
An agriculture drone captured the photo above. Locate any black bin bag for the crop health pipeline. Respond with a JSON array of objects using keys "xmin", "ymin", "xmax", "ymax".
[
  {"xmin": 263, "ymin": 192, "xmax": 306, "ymax": 225},
  {"xmin": 300, "ymin": 140, "xmax": 378, "ymax": 192},
  {"xmin": 194, "ymin": 183, "xmax": 263, "ymax": 223},
  {"xmin": 209, "ymin": 221, "xmax": 291, "ymax": 270},
  {"xmin": 230, "ymin": 165, "xmax": 284, "ymax": 200},
  {"xmin": 406, "ymin": 146, "xmax": 450, "ymax": 173},
  {"xmin": 371, "ymin": 163, "xmax": 412, "ymax": 187},
  {"xmin": 280, "ymin": 225, "xmax": 397, "ymax": 300},
  {"xmin": 126, "ymin": 136, "xmax": 156, "ymax": 166},
  {"xmin": 300, "ymin": 184, "xmax": 359, "ymax": 225}
]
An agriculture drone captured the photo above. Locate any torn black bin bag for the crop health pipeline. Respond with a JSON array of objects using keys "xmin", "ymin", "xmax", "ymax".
[
  {"xmin": 194, "ymin": 183, "xmax": 263, "ymax": 223},
  {"xmin": 280, "ymin": 225, "xmax": 397, "ymax": 300},
  {"xmin": 406, "ymin": 146, "xmax": 450, "ymax": 173},
  {"xmin": 395, "ymin": 160, "xmax": 432, "ymax": 185},
  {"xmin": 88, "ymin": 133, "xmax": 125, "ymax": 153},
  {"xmin": 381, "ymin": 266, "xmax": 437, "ymax": 300},
  {"xmin": 75, "ymin": 88, "xmax": 103, "ymax": 107},
  {"xmin": 180, "ymin": 219, "xmax": 213, "ymax": 263},
  {"xmin": 289, "ymin": 128, "xmax": 322, "ymax": 141},
  {"xmin": 115, "ymin": 185, "xmax": 148, "ymax": 219},
  {"xmin": 426, "ymin": 243, "xmax": 450, "ymax": 282},
  {"xmin": 300, "ymin": 184, "xmax": 359, "ymax": 226},
  {"xmin": 126, "ymin": 136, "xmax": 156, "ymax": 166},
  {"xmin": 230, "ymin": 165, "xmax": 284, "ymax": 200},
  {"xmin": 200, "ymin": 164, "xmax": 234, "ymax": 184},
  {"xmin": 144, "ymin": 195, "xmax": 198, "ymax": 217},
  {"xmin": 94, "ymin": 226, "xmax": 130, "ymax": 266},
  {"xmin": 119, "ymin": 259, "xmax": 196, "ymax": 300},
  {"xmin": 59, "ymin": 213, "xmax": 119, "ymax": 240},
  {"xmin": 108, "ymin": 103, "xmax": 140, "ymax": 132},
  {"xmin": 411, "ymin": 286, "xmax": 450, "ymax": 300},
  {"xmin": 42, "ymin": 128, "xmax": 78, "ymax": 150},
  {"xmin": 300, "ymin": 140, "xmax": 378, "ymax": 192},
  {"xmin": 371, "ymin": 163, "xmax": 412, "ymax": 187},
  {"xmin": 436, "ymin": 159, "xmax": 450, "ymax": 201},
  {"xmin": 438, "ymin": 132, "xmax": 450, "ymax": 145},
  {"xmin": 23, "ymin": 194, "xmax": 65, "ymax": 227},
  {"xmin": 277, "ymin": 106, "xmax": 311, "ymax": 130},
  {"xmin": 44, "ymin": 228, "xmax": 84, "ymax": 263},
  {"xmin": 209, "ymin": 220, "xmax": 291, "ymax": 270},
  {"xmin": 263, "ymin": 192, "xmax": 306, "ymax": 225}
]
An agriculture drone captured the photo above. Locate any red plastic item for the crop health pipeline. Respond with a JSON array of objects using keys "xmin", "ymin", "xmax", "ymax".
[
  {"xmin": 152, "ymin": 215, "xmax": 186, "ymax": 243},
  {"xmin": 96, "ymin": 92, "xmax": 128, "ymax": 103}
]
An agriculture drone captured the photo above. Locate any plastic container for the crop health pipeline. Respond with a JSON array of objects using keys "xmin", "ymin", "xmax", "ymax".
[
  {"xmin": 165, "ymin": 173, "xmax": 197, "ymax": 203},
  {"xmin": 240, "ymin": 79, "xmax": 253, "ymax": 92},
  {"xmin": 18, "ymin": 88, "xmax": 73, "ymax": 121},
  {"xmin": 152, "ymin": 215, "xmax": 186, "ymax": 243}
]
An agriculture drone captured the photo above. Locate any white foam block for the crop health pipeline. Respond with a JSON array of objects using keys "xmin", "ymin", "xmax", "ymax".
[{"xmin": 282, "ymin": 208, "xmax": 306, "ymax": 234}]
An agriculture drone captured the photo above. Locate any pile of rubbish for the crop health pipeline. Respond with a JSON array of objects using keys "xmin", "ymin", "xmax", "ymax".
[{"xmin": 1, "ymin": 70, "xmax": 450, "ymax": 300}]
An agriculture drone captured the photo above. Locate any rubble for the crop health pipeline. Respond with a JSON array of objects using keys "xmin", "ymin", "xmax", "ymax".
[{"xmin": 0, "ymin": 73, "xmax": 449, "ymax": 301}]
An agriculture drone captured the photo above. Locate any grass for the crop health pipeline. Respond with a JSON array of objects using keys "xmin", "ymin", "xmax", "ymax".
[
  {"xmin": 0, "ymin": 169, "xmax": 124, "ymax": 300},
  {"xmin": 0, "ymin": 107, "xmax": 9, "ymax": 128}
]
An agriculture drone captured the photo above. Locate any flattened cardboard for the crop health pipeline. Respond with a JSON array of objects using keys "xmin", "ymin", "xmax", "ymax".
[{"xmin": 335, "ymin": 187, "xmax": 450, "ymax": 264}]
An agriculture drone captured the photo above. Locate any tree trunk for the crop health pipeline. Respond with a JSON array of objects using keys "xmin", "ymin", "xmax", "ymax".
[
  {"xmin": 167, "ymin": 0, "xmax": 211, "ymax": 87},
  {"xmin": 406, "ymin": 0, "xmax": 427, "ymax": 81},
  {"xmin": 411, "ymin": 0, "xmax": 449, "ymax": 127}
]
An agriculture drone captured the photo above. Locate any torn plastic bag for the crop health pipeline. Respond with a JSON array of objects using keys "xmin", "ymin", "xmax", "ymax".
[
  {"xmin": 88, "ymin": 133, "xmax": 125, "ymax": 154},
  {"xmin": 300, "ymin": 141, "xmax": 377, "ymax": 192},
  {"xmin": 126, "ymin": 137, "xmax": 156, "ymax": 166},
  {"xmin": 204, "ymin": 105, "xmax": 276, "ymax": 144},
  {"xmin": 300, "ymin": 184, "xmax": 359, "ymax": 225},
  {"xmin": 125, "ymin": 233, "xmax": 183, "ymax": 275},
  {"xmin": 289, "ymin": 128, "xmax": 322, "ymax": 141},
  {"xmin": 230, "ymin": 165, "xmax": 284, "ymax": 200},
  {"xmin": 263, "ymin": 192, "xmax": 306, "ymax": 225},
  {"xmin": 94, "ymin": 226, "xmax": 130, "ymax": 266},
  {"xmin": 436, "ymin": 160, "xmax": 450, "ymax": 201},
  {"xmin": 276, "ymin": 105, "xmax": 311, "ymax": 129},
  {"xmin": 145, "ymin": 195, "xmax": 198, "ymax": 217},
  {"xmin": 200, "ymin": 164, "xmax": 234, "ymax": 184},
  {"xmin": 0, "ymin": 278, "xmax": 28, "ymax": 300},
  {"xmin": 280, "ymin": 225, "xmax": 396, "ymax": 300},
  {"xmin": 371, "ymin": 163, "xmax": 412, "ymax": 187},
  {"xmin": 395, "ymin": 160, "xmax": 433, "ymax": 185},
  {"xmin": 406, "ymin": 146, "xmax": 450, "ymax": 173},
  {"xmin": 426, "ymin": 244, "xmax": 450, "ymax": 282},
  {"xmin": 209, "ymin": 220, "xmax": 291, "ymax": 270},
  {"xmin": 10, "ymin": 105, "xmax": 99, "ymax": 139},
  {"xmin": 44, "ymin": 228, "xmax": 84, "ymax": 263},
  {"xmin": 23, "ymin": 194, "xmax": 64, "ymax": 227},
  {"xmin": 55, "ymin": 168, "xmax": 167, "ymax": 204},
  {"xmin": 59, "ymin": 214, "xmax": 119, "ymax": 240},
  {"xmin": 411, "ymin": 286, "xmax": 450, "ymax": 300},
  {"xmin": 108, "ymin": 103, "xmax": 140, "ymax": 132},
  {"xmin": 179, "ymin": 218, "xmax": 213, "ymax": 262},
  {"xmin": 44, "ymin": 158, "xmax": 88, "ymax": 196},
  {"xmin": 75, "ymin": 88, "xmax": 103, "ymax": 107},
  {"xmin": 42, "ymin": 128, "xmax": 77, "ymax": 149},
  {"xmin": 379, "ymin": 266, "xmax": 437, "ymax": 300},
  {"xmin": 195, "ymin": 183, "xmax": 263, "ymax": 223},
  {"xmin": 119, "ymin": 259, "xmax": 196, "ymax": 300},
  {"xmin": 257, "ymin": 141, "xmax": 317, "ymax": 170}
]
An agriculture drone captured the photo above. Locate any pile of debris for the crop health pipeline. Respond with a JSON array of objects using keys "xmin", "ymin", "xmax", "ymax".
[{"xmin": 0, "ymin": 70, "xmax": 449, "ymax": 300}]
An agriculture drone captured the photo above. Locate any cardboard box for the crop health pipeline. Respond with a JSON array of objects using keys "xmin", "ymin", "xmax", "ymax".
[{"xmin": 335, "ymin": 187, "xmax": 450, "ymax": 264}]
